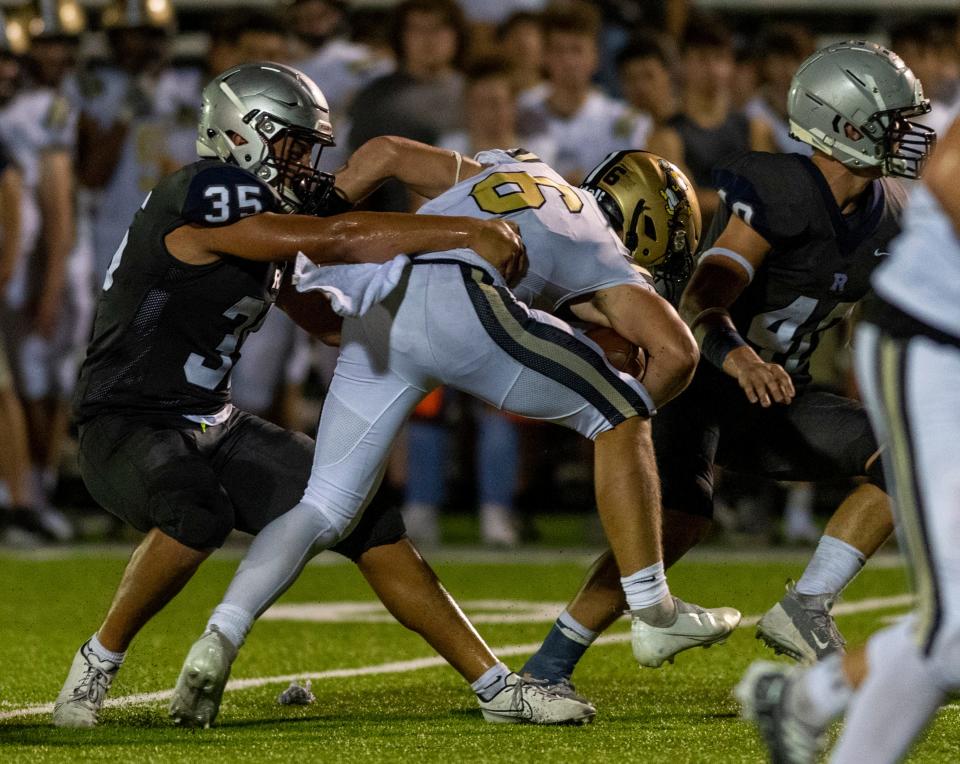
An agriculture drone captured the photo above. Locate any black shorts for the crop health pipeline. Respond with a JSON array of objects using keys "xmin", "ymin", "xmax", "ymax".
[
  {"xmin": 653, "ymin": 361, "xmax": 882, "ymax": 519},
  {"xmin": 77, "ymin": 408, "xmax": 405, "ymax": 558}
]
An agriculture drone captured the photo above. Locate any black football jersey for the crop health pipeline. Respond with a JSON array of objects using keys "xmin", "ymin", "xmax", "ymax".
[
  {"xmin": 74, "ymin": 160, "xmax": 283, "ymax": 422},
  {"xmin": 702, "ymin": 151, "xmax": 907, "ymax": 385}
]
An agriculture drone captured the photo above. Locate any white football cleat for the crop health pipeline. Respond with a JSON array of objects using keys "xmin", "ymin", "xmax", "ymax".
[
  {"xmin": 169, "ymin": 629, "xmax": 236, "ymax": 728},
  {"xmin": 735, "ymin": 661, "xmax": 825, "ymax": 764},
  {"xmin": 631, "ymin": 597, "xmax": 742, "ymax": 668},
  {"xmin": 478, "ymin": 673, "xmax": 596, "ymax": 725},
  {"xmin": 52, "ymin": 640, "xmax": 120, "ymax": 728}
]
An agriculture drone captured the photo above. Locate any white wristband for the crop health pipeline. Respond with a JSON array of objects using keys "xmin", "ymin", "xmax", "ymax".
[{"xmin": 700, "ymin": 247, "xmax": 755, "ymax": 282}]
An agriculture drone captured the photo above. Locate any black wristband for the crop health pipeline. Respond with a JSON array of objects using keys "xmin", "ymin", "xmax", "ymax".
[
  {"xmin": 701, "ymin": 325, "xmax": 747, "ymax": 369},
  {"xmin": 301, "ymin": 184, "xmax": 354, "ymax": 217}
]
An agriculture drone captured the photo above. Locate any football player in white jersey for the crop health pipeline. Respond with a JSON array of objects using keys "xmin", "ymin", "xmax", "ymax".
[
  {"xmin": 0, "ymin": 15, "xmax": 84, "ymax": 540},
  {"xmin": 75, "ymin": 0, "xmax": 176, "ymax": 282},
  {"xmin": 172, "ymin": 139, "xmax": 741, "ymax": 726},
  {"xmin": 0, "ymin": 137, "xmax": 38, "ymax": 537},
  {"xmin": 737, "ymin": 114, "xmax": 960, "ymax": 764}
]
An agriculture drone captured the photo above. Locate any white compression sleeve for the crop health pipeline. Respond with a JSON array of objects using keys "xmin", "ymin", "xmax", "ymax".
[{"xmin": 208, "ymin": 501, "xmax": 340, "ymax": 647}]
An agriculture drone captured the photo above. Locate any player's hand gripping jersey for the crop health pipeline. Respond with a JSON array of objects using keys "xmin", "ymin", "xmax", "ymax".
[
  {"xmin": 418, "ymin": 149, "xmax": 650, "ymax": 310},
  {"xmin": 73, "ymin": 161, "xmax": 283, "ymax": 422},
  {"xmin": 706, "ymin": 151, "xmax": 907, "ymax": 385}
]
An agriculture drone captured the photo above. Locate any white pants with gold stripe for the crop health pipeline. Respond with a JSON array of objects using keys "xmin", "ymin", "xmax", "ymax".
[
  {"xmin": 301, "ymin": 261, "xmax": 652, "ymax": 536},
  {"xmin": 855, "ymin": 321, "xmax": 960, "ymax": 675}
]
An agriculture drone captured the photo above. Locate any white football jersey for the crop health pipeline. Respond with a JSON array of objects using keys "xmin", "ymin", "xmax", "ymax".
[
  {"xmin": 0, "ymin": 86, "xmax": 77, "ymax": 306},
  {"xmin": 873, "ymin": 183, "xmax": 960, "ymax": 340},
  {"xmin": 77, "ymin": 65, "xmax": 185, "ymax": 279},
  {"xmin": 517, "ymin": 87, "xmax": 652, "ymax": 182},
  {"xmin": 418, "ymin": 149, "xmax": 648, "ymax": 312}
]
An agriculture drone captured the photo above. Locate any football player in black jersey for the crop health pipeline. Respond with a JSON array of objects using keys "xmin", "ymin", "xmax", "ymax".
[
  {"xmin": 520, "ymin": 41, "xmax": 935, "ymax": 696},
  {"xmin": 738, "ymin": 112, "xmax": 960, "ymax": 764},
  {"xmin": 51, "ymin": 62, "xmax": 557, "ymax": 728}
]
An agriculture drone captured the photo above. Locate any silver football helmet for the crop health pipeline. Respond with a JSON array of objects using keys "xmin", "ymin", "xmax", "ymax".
[
  {"xmin": 197, "ymin": 62, "xmax": 336, "ymax": 212},
  {"xmin": 788, "ymin": 40, "xmax": 935, "ymax": 179}
]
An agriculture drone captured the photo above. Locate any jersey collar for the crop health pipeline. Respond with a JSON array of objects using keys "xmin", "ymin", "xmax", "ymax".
[{"xmin": 797, "ymin": 154, "xmax": 885, "ymax": 255}]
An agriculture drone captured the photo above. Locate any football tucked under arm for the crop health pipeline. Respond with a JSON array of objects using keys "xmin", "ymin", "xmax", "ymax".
[
  {"xmin": 585, "ymin": 325, "xmax": 647, "ymax": 380},
  {"xmin": 276, "ymin": 271, "xmax": 344, "ymax": 346}
]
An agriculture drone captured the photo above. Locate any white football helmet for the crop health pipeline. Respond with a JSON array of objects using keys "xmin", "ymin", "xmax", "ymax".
[
  {"xmin": 788, "ymin": 41, "xmax": 935, "ymax": 179},
  {"xmin": 197, "ymin": 62, "xmax": 336, "ymax": 213}
]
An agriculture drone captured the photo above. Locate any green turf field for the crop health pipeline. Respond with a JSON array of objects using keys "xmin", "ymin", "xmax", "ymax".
[{"xmin": 1, "ymin": 546, "xmax": 956, "ymax": 762}]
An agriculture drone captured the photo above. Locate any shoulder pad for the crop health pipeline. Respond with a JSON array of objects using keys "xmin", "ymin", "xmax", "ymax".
[
  {"xmin": 182, "ymin": 164, "xmax": 279, "ymax": 227},
  {"xmin": 712, "ymin": 152, "xmax": 813, "ymax": 244}
]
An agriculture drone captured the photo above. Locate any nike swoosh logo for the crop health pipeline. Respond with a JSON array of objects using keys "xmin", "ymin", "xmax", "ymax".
[
  {"xmin": 812, "ymin": 634, "xmax": 832, "ymax": 650},
  {"xmin": 874, "ymin": 249, "xmax": 890, "ymax": 257}
]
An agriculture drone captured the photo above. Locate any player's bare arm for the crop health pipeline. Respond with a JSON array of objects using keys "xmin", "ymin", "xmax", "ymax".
[
  {"xmin": 570, "ymin": 283, "xmax": 698, "ymax": 407},
  {"xmin": 0, "ymin": 164, "xmax": 23, "ymax": 289},
  {"xmin": 679, "ymin": 214, "xmax": 795, "ymax": 407},
  {"xmin": 335, "ymin": 135, "xmax": 483, "ymax": 203},
  {"xmin": 165, "ymin": 209, "xmax": 526, "ymax": 282},
  {"xmin": 925, "ymin": 117, "xmax": 960, "ymax": 233},
  {"xmin": 75, "ymin": 112, "xmax": 131, "ymax": 189},
  {"xmin": 35, "ymin": 149, "xmax": 75, "ymax": 337}
]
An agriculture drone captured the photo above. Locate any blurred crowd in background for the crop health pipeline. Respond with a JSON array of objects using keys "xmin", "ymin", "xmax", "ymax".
[{"xmin": 1, "ymin": 0, "xmax": 959, "ymax": 549}]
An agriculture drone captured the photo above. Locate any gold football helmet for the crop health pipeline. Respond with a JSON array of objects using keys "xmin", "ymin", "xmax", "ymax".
[{"xmin": 581, "ymin": 150, "xmax": 701, "ymax": 300}]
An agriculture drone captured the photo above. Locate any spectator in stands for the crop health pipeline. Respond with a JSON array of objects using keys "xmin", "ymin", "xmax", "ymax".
[
  {"xmin": 516, "ymin": 1, "xmax": 654, "ymax": 183},
  {"xmin": 495, "ymin": 11, "xmax": 545, "ymax": 97},
  {"xmin": 288, "ymin": 0, "xmax": 393, "ymax": 172},
  {"xmin": 744, "ymin": 24, "xmax": 815, "ymax": 155},
  {"xmin": 890, "ymin": 20, "xmax": 960, "ymax": 136},
  {"xmin": 664, "ymin": 20, "xmax": 776, "ymax": 224},
  {"xmin": 617, "ymin": 32, "xmax": 679, "ymax": 127},
  {"xmin": 459, "ymin": 0, "xmax": 546, "ymax": 60},
  {"xmin": 438, "ymin": 57, "xmax": 556, "ymax": 165},
  {"xmin": 349, "ymin": 0, "xmax": 467, "ymax": 154},
  {"xmin": 402, "ymin": 391, "xmax": 524, "ymax": 548},
  {"xmin": 592, "ymin": 0, "xmax": 690, "ymax": 95}
]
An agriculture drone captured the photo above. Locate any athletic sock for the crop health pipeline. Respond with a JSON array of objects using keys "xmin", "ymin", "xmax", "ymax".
[
  {"xmin": 88, "ymin": 633, "xmax": 126, "ymax": 667},
  {"xmin": 207, "ymin": 604, "xmax": 254, "ymax": 650},
  {"xmin": 520, "ymin": 611, "xmax": 598, "ymax": 683},
  {"xmin": 471, "ymin": 661, "xmax": 511, "ymax": 701},
  {"xmin": 621, "ymin": 561, "xmax": 670, "ymax": 612},
  {"xmin": 795, "ymin": 535, "xmax": 865, "ymax": 597},
  {"xmin": 832, "ymin": 619, "xmax": 946, "ymax": 764},
  {"xmin": 789, "ymin": 652, "xmax": 852, "ymax": 730}
]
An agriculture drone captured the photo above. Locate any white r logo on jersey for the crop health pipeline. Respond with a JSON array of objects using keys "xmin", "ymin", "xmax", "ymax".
[{"xmin": 831, "ymin": 272, "xmax": 848, "ymax": 292}]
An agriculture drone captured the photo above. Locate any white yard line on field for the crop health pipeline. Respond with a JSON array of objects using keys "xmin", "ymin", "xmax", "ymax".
[{"xmin": 0, "ymin": 592, "xmax": 914, "ymax": 721}]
